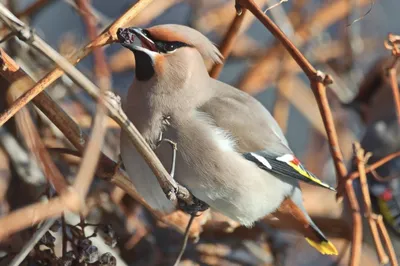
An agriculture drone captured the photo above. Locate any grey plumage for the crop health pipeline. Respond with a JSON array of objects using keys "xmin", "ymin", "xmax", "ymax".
[{"xmin": 117, "ymin": 24, "xmax": 337, "ymax": 254}]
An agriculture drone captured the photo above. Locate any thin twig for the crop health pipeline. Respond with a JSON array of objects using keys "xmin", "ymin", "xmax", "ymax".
[
  {"xmin": 233, "ymin": 0, "xmax": 365, "ymax": 264},
  {"xmin": 353, "ymin": 143, "xmax": 388, "ymax": 264},
  {"xmin": 0, "ymin": 1, "xmax": 202, "ymax": 208},
  {"xmin": 61, "ymin": 214, "xmax": 67, "ymax": 256},
  {"xmin": 0, "ymin": 48, "xmax": 176, "ymax": 232},
  {"xmin": 385, "ymin": 33, "xmax": 400, "ymax": 124},
  {"xmin": 238, "ymin": 0, "xmax": 371, "ymax": 94},
  {"xmin": 376, "ymin": 215, "xmax": 399, "ymax": 266},
  {"xmin": 347, "ymin": 150, "xmax": 400, "ymax": 181},
  {"xmin": 0, "ymin": 3, "xmax": 108, "ymax": 200},
  {"xmin": 0, "ymin": 189, "xmax": 80, "ymax": 239},
  {"xmin": 0, "ymin": 53, "xmax": 69, "ymax": 194},
  {"xmin": 0, "ymin": 0, "xmax": 153, "ymax": 127},
  {"xmin": 0, "ymin": 2, "xmax": 204, "ymax": 209},
  {"xmin": 173, "ymin": 214, "xmax": 195, "ymax": 266},
  {"xmin": 14, "ymin": 0, "xmax": 54, "ymax": 18},
  {"xmin": 209, "ymin": 10, "xmax": 248, "ymax": 78},
  {"xmin": 9, "ymin": 218, "xmax": 56, "ymax": 266}
]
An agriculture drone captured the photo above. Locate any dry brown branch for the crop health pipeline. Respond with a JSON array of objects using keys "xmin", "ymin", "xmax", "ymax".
[
  {"xmin": 347, "ymin": 151, "xmax": 400, "ymax": 181},
  {"xmin": 0, "ymin": 49, "xmax": 200, "ymax": 242},
  {"xmin": 0, "ymin": 0, "xmax": 153, "ymax": 127},
  {"xmin": 377, "ymin": 215, "xmax": 399, "ymax": 266},
  {"xmin": 0, "ymin": 1, "xmax": 202, "ymax": 208},
  {"xmin": 72, "ymin": 0, "xmax": 110, "ymax": 197},
  {"xmin": 238, "ymin": 0, "xmax": 371, "ymax": 94},
  {"xmin": 0, "ymin": 3, "xmax": 109, "ymax": 201},
  {"xmin": 209, "ymin": 10, "xmax": 248, "ymax": 78},
  {"xmin": 127, "ymin": 0, "xmax": 183, "ymax": 27},
  {"xmin": 0, "ymin": 3, "xmax": 205, "ymax": 217},
  {"xmin": 0, "ymin": 0, "xmax": 54, "ymax": 36},
  {"xmin": 277, "ymin": 75, "xmax": 326, "ymax": 136},
  {"xmin": 9, "ymin": 218, "xmax": 56, "ymax": 266},
  {"xmin": 385, "ymin": 33, "xmax": 400, "ymax": 124},
  {"xmin": 0, "ymin": 49, "xmax": 156, "ymax": 240},
  {"xmin": 0, "ymin": 50, "xmax": 69, "ymax": 194},
  {"xmin": 233, "ymin": 0, "xmax": 367, "ymax": 264},
  {"xmin": 194, "ymin": 0, "xmax": 268, "ymax": 35},
  {"xmin": 14, "ymin": 0, "xmax": 54, "ymax": 18},
  {"xmin": 0, "ymin": 48, "xmax": 154, "ymax": 209},
  {"xmin": 272, "ymin": 60, "xmax": 291, "ymax": 132},
  {"xmin": 0, "ymin": 188, "xmax": 81, "ymax": 239},
  {"xmin": 75, "ymin": 0, "xmax": 111, "ymax": 85},
  {"xmin": 353, "ymin": 143, "xmax": 388, "ymax": 264}
]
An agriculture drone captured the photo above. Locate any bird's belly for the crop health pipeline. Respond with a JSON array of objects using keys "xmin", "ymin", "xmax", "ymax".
[{"xmin": 167, "ymin": 141, "xmax": 295, "ymax": 227}]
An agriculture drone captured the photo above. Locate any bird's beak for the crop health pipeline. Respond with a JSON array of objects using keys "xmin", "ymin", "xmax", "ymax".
[{"xmin": 116, "ymin": 27, "xmax": 157, "ymax": 52}]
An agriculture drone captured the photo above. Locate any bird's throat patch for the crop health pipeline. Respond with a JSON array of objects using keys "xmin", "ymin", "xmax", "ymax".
[{"xmin": 133, "ymin": 50, "xmax": 155, "ymax": 81}]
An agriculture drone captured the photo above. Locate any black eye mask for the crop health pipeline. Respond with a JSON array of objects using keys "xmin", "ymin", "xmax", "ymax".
[
  {"xmin": 141, "ymin": 29, "xmax": 190, "ymax": 53},
  {"xmin": 155, "ymin": 41, "xmax": 188, "ymax": 53}
]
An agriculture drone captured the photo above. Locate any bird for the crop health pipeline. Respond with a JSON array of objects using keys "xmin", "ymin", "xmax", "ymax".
[{"xmin": 116, "ymin": 24, "xmax": 338, "ymax": 255}]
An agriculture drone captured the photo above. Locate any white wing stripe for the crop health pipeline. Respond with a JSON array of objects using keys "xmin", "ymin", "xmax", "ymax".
[{"xmin": 250, "ymin": 152, "xmax": 272, "ymax": 169}]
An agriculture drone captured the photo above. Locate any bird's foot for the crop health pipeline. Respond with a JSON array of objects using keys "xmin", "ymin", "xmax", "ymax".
[
  {"xmin": 103, "ymin": 91, "xmax": 122, "ymax": 108},
  {"xmin": 176, "ymin": 188, "xmax": 209, "ymax": 215}
]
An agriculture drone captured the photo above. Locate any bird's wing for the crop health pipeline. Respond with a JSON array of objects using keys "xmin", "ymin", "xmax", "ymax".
[
  {"xmin": 200, "ymin": 79, "xmax": 335, "ymax": 191},
  {"xmin": 243, "ymin": 151, "xmax": 336, "ymax": 191}
]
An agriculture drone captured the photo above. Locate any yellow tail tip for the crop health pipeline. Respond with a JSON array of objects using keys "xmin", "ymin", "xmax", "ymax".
[{"xmin": 305, "ymin": 238, "xmax": 338, "ymax": 255}]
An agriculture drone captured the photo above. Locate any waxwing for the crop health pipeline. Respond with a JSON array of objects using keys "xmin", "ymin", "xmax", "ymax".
[{"xmin": 117, "ymin": 24, "xmax": 338, "ymax": 255}]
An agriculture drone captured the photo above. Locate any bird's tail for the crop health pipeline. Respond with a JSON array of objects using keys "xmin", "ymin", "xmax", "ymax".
[
  {"xmin": 305, "ymin": 222, "xmax": 338, "ymax": 255},
  {"xmin": 272, "ymin": 196, "xmax": 338, "ymax": 255}
]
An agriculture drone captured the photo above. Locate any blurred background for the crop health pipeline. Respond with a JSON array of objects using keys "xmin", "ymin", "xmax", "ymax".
[{"xmin": 0, "ymin": 0, "xmax": 400, "ymax": 265}]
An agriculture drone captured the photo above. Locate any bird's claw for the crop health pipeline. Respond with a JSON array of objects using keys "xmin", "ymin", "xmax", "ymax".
[
  {"xmin": 177, "ymin": 194, "xmax": 209, "ymax": 215},
  {"xmin": 103, "ymin": 91, "xmax": 122, "ymax": 109}
]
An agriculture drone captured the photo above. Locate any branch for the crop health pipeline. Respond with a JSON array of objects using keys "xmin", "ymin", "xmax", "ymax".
[
  {"xmin": 376, "ymin": 215, "xmax": 399, "ymax": 266},
  {"xmin": 0, "ymin": 48, "xmax": 152, "ymax": 214},
  {"xmin": 9, "ymin": 218, "xmax": 56, "ymax": 266},
  {"xmin": 0, "ymin": 0, "xmax": 153, "ymax": 127},
  {"xmin": 347, "ymin": 151, "xmax": 400, "ymax": 181},
  {"xmin": 0, "ymin": 3, "xmax": 108, "ymax": 199},
  {"xmin": 209, "ymin": 10, "xmax": 248, "ymax": 78},
  {"xmin": 233, "ymin": 0, "xmax": 366, "ymax": 264},
  {"xmin": 0, "ymin": 1, "xmax": 205, "ymax": 210},
  {"xmin": 353, "ymin": 143, "xmax": 388, "ymax": 264},
  {"xmin": 238, "ymin": 0, "xmax": 371, "ymax": 94},
  {"xmin": 385, "ymin": 33, "xmax": 400, "ymax": 125}
]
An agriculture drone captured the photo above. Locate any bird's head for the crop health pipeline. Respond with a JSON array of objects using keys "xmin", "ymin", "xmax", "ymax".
[{"xmin": 116, "ymin": 24, "xmax": 222, "ymax": 82}]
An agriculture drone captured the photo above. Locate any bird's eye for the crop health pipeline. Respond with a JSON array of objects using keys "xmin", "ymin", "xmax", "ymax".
[
  {"xmin": 164, "ymin": 43, "xmax": 177, "ymax": 53},
  {"xmin": 142, "ymin": 29, "xmax": 150, "ymax": 37}
]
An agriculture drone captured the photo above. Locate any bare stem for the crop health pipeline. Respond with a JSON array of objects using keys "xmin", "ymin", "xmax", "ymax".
[
  {"xmin": 354, "ymin": 143, "xmax": 388, "ymax": 264},
  {"xmin": 209, "ymin": 10, "xmax": 248, "ymax": 78}
]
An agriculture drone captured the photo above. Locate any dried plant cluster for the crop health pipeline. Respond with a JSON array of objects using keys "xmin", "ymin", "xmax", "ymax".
[{"xmin": 0, "ymin": 0, "xmax": 399, "ymax": 265}]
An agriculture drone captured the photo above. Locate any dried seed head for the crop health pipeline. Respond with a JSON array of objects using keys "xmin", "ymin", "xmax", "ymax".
[
  {"xmin": 99, "ymin": 252, "xmax": 117, "ymax": 266},
  {"xmin": 40, "ymin": 231, "xmax": 56, "ymax": 247},
  {"xmin": 78, "ymin": 238, "xmax": 92, "ymax": 249},
  {"xmin": 80, "ymin": 245, "xmax": 99, "ymax": 264},
  {"xmin": 50, "ymin": 220, "xmax": 61, "ymax": 232},
  {"xmin": 99, "ymin": 224, "xmax": 117, "ymax": 248}
]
